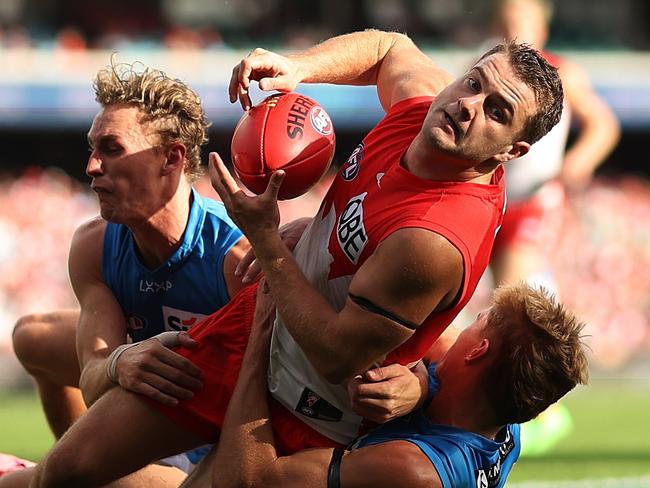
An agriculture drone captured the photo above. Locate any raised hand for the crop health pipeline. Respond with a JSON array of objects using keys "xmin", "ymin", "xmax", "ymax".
[
  {"xmin": 229, "ymin": 48, "xmax": 302, "ymax": 110},
  {"xmin": 209, "ymin": 152, "xmax": 285, "ymax": 245}
]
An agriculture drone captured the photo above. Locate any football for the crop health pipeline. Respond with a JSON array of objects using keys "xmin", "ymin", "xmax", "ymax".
[{"xmin": 231, "ymin": 92, "xmax": 336, "ymax": 200}]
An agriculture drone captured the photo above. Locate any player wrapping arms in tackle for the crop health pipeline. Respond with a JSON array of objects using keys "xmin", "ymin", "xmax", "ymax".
[
  {"xmin": 182, "ymin": 281, "xmax": 588, "ymax": 488},
  {"xmin": 29, "ymin": 29, "xmax": 563, "ymax": 487}
]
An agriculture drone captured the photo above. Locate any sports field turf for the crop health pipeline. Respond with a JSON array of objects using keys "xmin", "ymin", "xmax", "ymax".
[{"xmin": 1, "ymin": 378, "xmax": 649, "ymax": 484}]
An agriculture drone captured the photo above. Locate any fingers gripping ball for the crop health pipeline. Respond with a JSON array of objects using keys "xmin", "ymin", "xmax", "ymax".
[{"xmin": 231, "ymin": 92, "xmax": 335, "ymax": 200}]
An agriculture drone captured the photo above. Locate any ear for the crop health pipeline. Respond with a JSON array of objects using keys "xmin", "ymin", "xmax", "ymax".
[
  {"xmin": 465, "ymin": 338, "xmax": 490, "ymax": 363},
  {"xmin": 162, "ymin": 143, "xmax": 187, "ymax": 176},
  {"xmin": 493, "ymin": 141, "xmax": 531, "ymax": 163}
]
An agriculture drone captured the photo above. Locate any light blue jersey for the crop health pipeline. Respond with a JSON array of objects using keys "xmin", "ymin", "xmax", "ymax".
[
  {"xmin": 101, "ymin": 189, "xmax": 242, "ymax": 472},
  {"xmin": 102, "ymin": 189, "xmax": 242, "ymax": 343},
  {"xmin": 355, "ymin": 365, "xmax": 521, "ymax": 488}
]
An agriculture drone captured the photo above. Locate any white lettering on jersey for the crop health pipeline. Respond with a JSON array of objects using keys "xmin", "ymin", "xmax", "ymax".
[
  {"xmin": 162, "ymin": 306, "xmax": 208, "ymax": 332},
  {"xmin": 139, "ymin": 280, "xmax": 172, "ymax": 292},
  {"xmin": 337, "ymin": 192, "xmax": 368, "ymax": 264}
]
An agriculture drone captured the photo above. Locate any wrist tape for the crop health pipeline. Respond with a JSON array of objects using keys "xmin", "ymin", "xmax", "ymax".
[{"xmin": 105, "ymin": 343, "xmax": 139, "ymax": 383}]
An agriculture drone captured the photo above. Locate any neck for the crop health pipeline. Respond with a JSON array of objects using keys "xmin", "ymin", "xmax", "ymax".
[
  {"xmin": 403, "ymin": 134, "xmax": 499, "ymax": 184},
  {"xmin": 426, "ymin": 366, "xmax": 503, "ymax": 440},
  {"xmin": 130, "ymin": 185, "xmax": 193, "ymax": 269}
]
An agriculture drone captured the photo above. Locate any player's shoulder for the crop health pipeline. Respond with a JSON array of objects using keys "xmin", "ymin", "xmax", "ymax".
[
  {"xmin": 71, "ymin": 216, "xmax": 107, "ymax": 249},
  {"xmin": 379, "ymin": 228, "xmax": 463, "ymax": 277},
  {"xmin": 345, "ymin": 440, "xmax": 443, "ymax": 488},
  {"xmin": 69, "ymin": 217, "xmax": 106, "ymax": 284}
]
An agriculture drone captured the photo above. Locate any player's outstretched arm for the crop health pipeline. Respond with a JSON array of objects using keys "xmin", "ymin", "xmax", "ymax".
[
  {"xmin": 229, "ymin": 29, "xmax": 453, "ymax": 112},
  {"xmin": 211, "ymin": 152, "xmax": 463, "ymax": 384},
  {"xmin": 70, "ymin": 218, "xmax": 203, "ymax": 407}
]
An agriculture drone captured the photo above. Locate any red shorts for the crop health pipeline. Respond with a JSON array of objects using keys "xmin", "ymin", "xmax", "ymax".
[
  {"xmin": 492, "ymin": 197, "xmax": 545, "ymax": 257},
  {"xmin": 148, "ymin": 282, "xmax": 342, "ymax": 455}
]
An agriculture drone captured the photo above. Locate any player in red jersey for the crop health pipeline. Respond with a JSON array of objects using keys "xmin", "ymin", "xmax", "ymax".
[
  {"xmin": 29, "ymin": 30, "xmax": 563, "ymax": 487},
  {"xmin": 490, "ymin": 0, "xmax": 620, "ymax": 287}
]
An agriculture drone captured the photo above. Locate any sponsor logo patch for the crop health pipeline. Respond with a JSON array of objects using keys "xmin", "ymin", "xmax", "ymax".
[
  {"xmin": 337, "ymin": 192, "xmax": 369, "ymax": 264},
  {"xmin": 295, "ymin": 387, "xmax": 343, "ymax": 422},
  {"xmin": 139, "ymin": 279, "xmax": 172, "ymax": 293},
  {"xmin": 162, "ymin": 306, "xmax": 208, "ymax": 332},
  {"xmin": 474, "ymin": 428, "xmax": 516, "ymax": 488},
  {"xmin": 340, "ymin": 143, "xmax": 364, "ymax": 181}
]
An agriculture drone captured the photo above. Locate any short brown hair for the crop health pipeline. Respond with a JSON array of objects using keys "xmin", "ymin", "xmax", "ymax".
[
  {"xmin": 484, "ymin": 283, "xmax": 589, "ymax": 425},
  {"xmin": 480, "ymin": 41, "xmax": 563, "ymax": 144},
  {"xmin": 94, "ymin": 60, "xmax": 209, "ymax": 183}
]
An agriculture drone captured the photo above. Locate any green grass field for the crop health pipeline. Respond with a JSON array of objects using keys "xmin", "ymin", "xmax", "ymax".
[{"xmin": 1, "ymin": 378, "xmax": 649, "ymax": 484}]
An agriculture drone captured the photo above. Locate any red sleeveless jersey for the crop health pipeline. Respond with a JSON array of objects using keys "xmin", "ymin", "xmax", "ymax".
[{"xmin": 320, "ymin": 96, "xmax": 506, "ymax": 365}]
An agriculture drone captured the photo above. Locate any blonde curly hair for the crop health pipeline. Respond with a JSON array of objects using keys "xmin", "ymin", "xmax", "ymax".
[{"xmin": 94, "ymin": 60, "xmax": 209, "ymax": 183}]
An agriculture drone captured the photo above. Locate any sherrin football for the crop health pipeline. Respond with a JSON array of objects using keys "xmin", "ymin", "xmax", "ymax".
[{"xmin": 231, "ymin": 92, "xmax": 336, "ymax": 200}]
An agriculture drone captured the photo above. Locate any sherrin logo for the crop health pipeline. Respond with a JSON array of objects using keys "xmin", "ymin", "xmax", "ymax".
[
  {"xmin": 309, "ymin": 106, "xmax": 333, "ymax": 135},
  {"xmin": 162, "ymin": 306, "xmax": 208, "ymax": 332},
  {"xmin": 337, "ymin": 192, "xmax": 369, "ymax": 264}
]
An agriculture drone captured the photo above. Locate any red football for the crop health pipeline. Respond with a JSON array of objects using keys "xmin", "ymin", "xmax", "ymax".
[{"xmin": 231, "ymin": 92, "xmax": 336, "ymax": 200}]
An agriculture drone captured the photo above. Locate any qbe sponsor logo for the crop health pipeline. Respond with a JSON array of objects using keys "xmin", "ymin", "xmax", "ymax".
[
  {"xmin": 309, "ymin": 106, "xmax": 333, "ymax": 135},
  {"xmin": 337, "ymin": 192, "xmax": 368, "ymax": 265},
  {"xmin": 162, "ymin": 306, "xmax": 208, "ymax": 332},
  {"xmin": 340, "ymin": 143, "xmax": 364, "ymax": 181}
]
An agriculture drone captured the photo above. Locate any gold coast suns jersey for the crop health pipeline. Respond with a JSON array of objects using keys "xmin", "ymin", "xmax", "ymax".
[{"xmin": 268, "ymin": 96, "xmax": 507, "ymax": 444}]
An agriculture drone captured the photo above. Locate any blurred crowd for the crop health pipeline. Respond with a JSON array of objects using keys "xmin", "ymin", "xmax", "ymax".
[
  {"xmin": 0, "ymin": 167, "xmax": 331, "ymax": 362},
  {"xmin": 0, "ymin": 0, "xmax": 648, "ymax": 51},
  {"xmin": 0, "ymin": 168, "xmax": 648, "ymax": 375}
]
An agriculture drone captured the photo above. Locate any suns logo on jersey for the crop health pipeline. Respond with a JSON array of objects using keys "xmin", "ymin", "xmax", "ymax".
[
  {"xmin": 162, "ymin": 306, "xmax": 208, "ymax": 332},
  {"xmin": 126, "ymin": 314, "xmax": 147, "ymax": 333},
  {"xmin": 337, "ymin": 192, "xmax": 369, "ymax": 264},
  {"xmin": 340, "ymin": 143, "xmax": 364, "ymax": 181}
]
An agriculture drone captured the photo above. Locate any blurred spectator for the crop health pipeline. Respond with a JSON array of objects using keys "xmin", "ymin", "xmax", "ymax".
[
  {"xmin": 0, "ymin": 168, "xmax": 96, "ymax": 356},
  {"xmin": 488, "ymin": 0, "xmax": 621, "ymax": 289}
]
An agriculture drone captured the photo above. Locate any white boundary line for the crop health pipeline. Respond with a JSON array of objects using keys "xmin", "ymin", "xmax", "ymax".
[{"xmin": 511, "ymin": 476, "xmax": 650, "ymax": 488}]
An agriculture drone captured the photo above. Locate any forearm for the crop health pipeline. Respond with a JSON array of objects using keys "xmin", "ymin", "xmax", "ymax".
[
  {"xmin": 78, "ymin": 357, "xmax": 115, "ymax": 406},
  {"xmin": 563, "ymin": 115, "xmax": 620, "ymax": 176},
  {"xmin": 290, "ymin": 29, "xmax": 405, "ymax": 86},
  {"xmin": 212, "ymin": 296, "xmax": 277, "ymax": 487},
  {"xmin": 252, "ymin": 232, "xmax": 346, "ymax": 379}
]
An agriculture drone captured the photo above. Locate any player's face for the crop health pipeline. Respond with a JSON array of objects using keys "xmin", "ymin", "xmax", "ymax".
[
  {"xmin": 86, "ymin": 105, "xmax": 167, "ymax": 224},
  {"xmin": 422, "ymin": 52, "xmax": 536, "ymax": 166},
  {"xmin": 437, "ymin": 310, "xmax": 490, "ymax": 369}
]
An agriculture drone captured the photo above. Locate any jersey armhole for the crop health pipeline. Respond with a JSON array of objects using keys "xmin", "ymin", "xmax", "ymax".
[{"xmin": 406, "ymin": 439, "xmax": 452, "ymax": 488}]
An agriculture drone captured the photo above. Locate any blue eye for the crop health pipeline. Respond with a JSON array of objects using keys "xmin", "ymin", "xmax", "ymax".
[{"xmin": 468, "ymin": 78, "xmax": 481, "ymax": 91}]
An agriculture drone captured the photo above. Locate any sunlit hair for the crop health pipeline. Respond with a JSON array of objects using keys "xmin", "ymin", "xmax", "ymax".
[
  {"xmin": 484, "ymin": 282, "xmax": 589, "ymax": 425},
  {"xmin": 478, "ymin": 40, "xmax": 563, "ymax": 144},
  {"xmin": 94, "ymin": 59, "xmax": 209, "ymax": 183}
]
